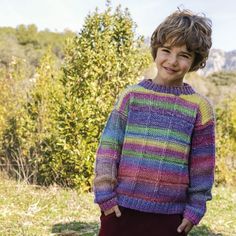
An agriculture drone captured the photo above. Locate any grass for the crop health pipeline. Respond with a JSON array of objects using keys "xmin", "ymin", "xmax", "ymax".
[{"xmin": 0, "ymin": 172, "xmax": 235, "ymax": 236}]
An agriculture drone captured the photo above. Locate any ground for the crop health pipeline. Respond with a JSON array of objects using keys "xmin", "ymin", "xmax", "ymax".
[{"xmin": 0, "ymin": 173, "xmax": 235, "ymax": 236}]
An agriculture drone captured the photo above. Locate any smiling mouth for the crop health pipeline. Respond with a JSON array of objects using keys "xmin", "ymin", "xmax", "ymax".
[{"xmin": 163, "ymin": 66, "xmax": 178, "ymax": 73}]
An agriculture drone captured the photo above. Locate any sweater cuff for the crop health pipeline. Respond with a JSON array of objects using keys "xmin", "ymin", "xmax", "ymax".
[
  {"xmin": 99, "ymin": 197, "xmax": 118, "ymax": 212},
  {"xmin": 183, "ymin": 209, "xmax": 202, "ymax": 225}
]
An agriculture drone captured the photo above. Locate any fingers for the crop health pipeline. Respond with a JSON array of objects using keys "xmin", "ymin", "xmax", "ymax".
[
  {"xmin": 104, "ymin": 205, "xmax": 122, "ymax": 217},
  {"xmin": 104, "ymin": 207, "xmax": 114, "ymax": 216},
  {"xmin": 114, "ymin": 205, "xmax": 121, "ymax": 217},
  {"xmin": 184, "ymin": 223, "xmax": 193, "ymax": 234},
  {"xmin": 177, "ymin": 218, "xmax": 193, "ymax": 234},
  {"xmin": 177, "ymin": 221, "xmax": 186, "ymax": 233}
]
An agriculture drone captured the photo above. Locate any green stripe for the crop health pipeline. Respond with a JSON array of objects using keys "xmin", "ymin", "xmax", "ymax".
[
  {"xmin": 132, "ymin": 98, "xmax": 195, "ymax": 117},
  {"xmin": 101, "ymin": 138, "xmax": 121, "ymax": 148},
  {"xmin": 122, "ymin": 149, "xmax": 187, "ymax": 165},
  {"xmin": 127, "ymin": 125, "xmax": 190, "ymax": 143}
]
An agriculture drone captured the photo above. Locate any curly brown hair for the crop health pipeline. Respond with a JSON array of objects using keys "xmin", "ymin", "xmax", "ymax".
[{"xmin": 150, "ymin": 9, "xmax": 212, "ymax": 71}]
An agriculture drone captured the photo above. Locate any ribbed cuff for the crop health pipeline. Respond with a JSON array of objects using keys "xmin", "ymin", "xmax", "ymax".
[
  {"xmin": 99, "ymin": 197, "xmax": 118, "ymax": 212},
  {"xmin": 183, "ymin": 209, "xmax": 202, "ymax": 225}
]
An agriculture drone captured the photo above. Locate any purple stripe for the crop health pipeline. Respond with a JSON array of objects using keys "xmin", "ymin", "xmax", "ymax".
[
  {"xmin": 117, "ymin": 179, "xmax": 187, "ymax": 202},
  {"xmin": 130, "ymin": 105, "xmax": 194, "ymax": 123},
  {"xmin": 120, "ymin": 156, "xmax": 188, "ymax": 173},
  {"xmin": 128, "ymin": 114, "xmax": 194, "ymax": 136},
  {"xmin": 192, "ymin": 134, "xmax": 215, "ymax": 146}
]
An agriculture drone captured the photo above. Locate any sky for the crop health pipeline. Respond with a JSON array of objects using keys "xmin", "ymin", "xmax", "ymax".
[{"xmin": 0, "ymin": 0, "xmax": 235, "ymax": 51}]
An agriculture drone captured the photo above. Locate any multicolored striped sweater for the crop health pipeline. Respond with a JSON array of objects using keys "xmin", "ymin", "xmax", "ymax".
[{"xmin": 94, "ymin": 79, "xmax": 215, "ymax": 225}]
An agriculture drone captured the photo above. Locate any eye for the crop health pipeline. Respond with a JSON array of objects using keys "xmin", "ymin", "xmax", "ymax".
[
  {"xmin": 161, "ymin": 48, "xmax": 170, "ymax": 53},
  {"xmin": 180, "ymin": 54, "xmax": 191, "ymax": 59}
]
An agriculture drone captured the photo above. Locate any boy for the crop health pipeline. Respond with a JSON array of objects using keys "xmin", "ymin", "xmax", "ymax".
[{"xmin": 94, "ymin": 9, "xmax": 215, "ymax": 236}]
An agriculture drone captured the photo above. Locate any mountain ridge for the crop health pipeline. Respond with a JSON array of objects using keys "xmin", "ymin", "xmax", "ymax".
[{"xmin": 199, "ymin": 49, "xmax": 236, "ymax": 76}]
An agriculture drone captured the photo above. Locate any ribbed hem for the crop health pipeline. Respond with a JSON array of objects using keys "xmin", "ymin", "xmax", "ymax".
[
  {"xmin": 138, "ymin": 79, "xmax": 195, "ymax": 95},
  {"xmin": 99, "ymin": 197, "xmax": 118, "ymax": 212},
  {"xmin": 118, "ymin": 195, "xmax": 185, "ymax": 214}
]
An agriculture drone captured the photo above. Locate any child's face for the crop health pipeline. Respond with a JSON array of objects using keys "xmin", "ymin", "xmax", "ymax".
[{"xmin": 154, "ymin": 43, "xmax": 195, "ymax": 86}]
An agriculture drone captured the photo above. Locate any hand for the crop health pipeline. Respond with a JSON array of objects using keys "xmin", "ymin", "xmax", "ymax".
[
  {"xmin": 104, "ymin": 205, "xmax": 121, "ymax": 217},
  {"xmin": 177, "ymin": 218, "xmax": 193, "ymax": 234}
]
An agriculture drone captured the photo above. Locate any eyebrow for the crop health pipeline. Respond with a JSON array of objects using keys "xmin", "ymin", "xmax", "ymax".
[{"xmin": 161, "ymin": 46, "xmax": 193, "ymax": 57}]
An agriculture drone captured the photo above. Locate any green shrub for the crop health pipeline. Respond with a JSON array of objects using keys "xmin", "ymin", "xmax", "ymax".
[
  {"xmin": 50, "ymin": 4, "xmax": 151, "ymax": 190},
  {"xmin": 215, "ymin": 97, "xmax": 236, "ymax": 185},
  {"xmin": 1, "ymin": 4, "xmax": 151, "ymax": 191}
]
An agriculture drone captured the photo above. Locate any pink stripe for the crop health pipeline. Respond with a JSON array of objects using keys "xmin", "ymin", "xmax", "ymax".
[
  {"xmin": 118, "ymin": 93, "xmax": 130, "ymax": 112},
  {"xmin": 191, "ymin": 156, "xmax": 214, "ymax": 166},
  {"xmin": 192, "ymin": 135, "xmax": 215, "ymax": 146},
  {"xmin": 97, "ymin": 148, "xmax": 120, "ymax": 157},
  {"xmin": 119, "ymin": 165, "xmax": 188, "ymax": 182}
]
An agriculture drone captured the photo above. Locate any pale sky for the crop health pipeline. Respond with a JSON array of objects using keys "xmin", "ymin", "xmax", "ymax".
[{"xmin": 0, "ymin": 0, "xmax": 235, "ymax": 51}]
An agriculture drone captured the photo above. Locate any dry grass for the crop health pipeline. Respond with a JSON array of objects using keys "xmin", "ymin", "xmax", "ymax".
[
  {"xmin": 0, "ymin": 172, "xmax": 235, "ymax": 236},
  {"xmin": 0, "ymin": 172, "xmax": 100, "ymax": 235}
]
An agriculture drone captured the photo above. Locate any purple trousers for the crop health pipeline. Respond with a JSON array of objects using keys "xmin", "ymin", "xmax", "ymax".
[{"xmin": 98, "ymin": 206, "xmax": 186, "ymax": 236}]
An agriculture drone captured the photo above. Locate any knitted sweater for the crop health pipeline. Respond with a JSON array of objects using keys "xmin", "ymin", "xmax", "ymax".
[{"xmin": 94, "ymin": 79, "xmax": 215, "ymax": 225}]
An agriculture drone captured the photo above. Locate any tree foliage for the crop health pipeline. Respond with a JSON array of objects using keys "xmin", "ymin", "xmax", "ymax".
[
  {"xmin": 215, "ymin": 96, "xmax": 236, "ymax": 185},
  {"xmin": 0, "ymin": 4, "xmax": 151, "ymax": 190},
  {"xmin": 1, "ymin": 49, "xmax": 61, "ymax": 183},
  {"xmin": 52, "ymin": 4, "xmax": 151, "ymax": 190},
  {"xmin": 0, "ymin": 25, "xmax": 74, "ymax": 80}
]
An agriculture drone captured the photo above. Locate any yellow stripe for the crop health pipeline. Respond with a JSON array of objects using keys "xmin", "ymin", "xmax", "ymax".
[
  {"xmin": 124, "ymin": 136, "xmax": 189, "ymax": 154},
  {"xmin": 180, "ymin": 94, "xmax": 214, "ymax": 125},
  {"xmin": 135, "ymin": 86, "xmax": 175, "ymax": 97}
]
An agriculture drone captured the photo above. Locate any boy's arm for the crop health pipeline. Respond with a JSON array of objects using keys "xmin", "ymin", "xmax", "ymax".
[
  {"xmin": 93, "ymin": 90, "xmax": 130, "ymax": 212},
  {"xmin": 184, "ymin": 99, "xmax": 216, "ymax": 225}
]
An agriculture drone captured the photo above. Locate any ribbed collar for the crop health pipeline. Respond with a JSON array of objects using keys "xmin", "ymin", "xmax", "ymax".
[{"xmin": 138, "ymin": 79, "xmax": 195, "ymax": 96}]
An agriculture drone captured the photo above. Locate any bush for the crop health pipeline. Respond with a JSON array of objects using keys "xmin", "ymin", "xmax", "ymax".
[
  {"xmin": 50, "ymin": 4, "xmax": 151, "ymax": 190},
  {"xmin": 215, "ymin": 96, "xmax": 236, "ymax": 185},
  {"xmin": 1, "ymin": 4, "xmax": 151, "ymax": 191}
]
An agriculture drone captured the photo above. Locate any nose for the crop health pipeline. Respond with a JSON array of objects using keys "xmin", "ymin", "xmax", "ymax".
[{"xmin": 167, "ymin": 54, "xmax": 178, "ymax": 66}]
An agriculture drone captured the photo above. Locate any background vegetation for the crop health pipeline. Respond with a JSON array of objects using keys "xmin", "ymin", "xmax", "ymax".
[{"xmin": 0, "ymin": 2, "xmax": 235, "ymax": 235}]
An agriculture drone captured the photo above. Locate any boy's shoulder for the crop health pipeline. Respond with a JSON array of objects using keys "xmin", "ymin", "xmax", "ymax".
[
  {"xmin": 181, "ymin": 86, "xmax": 213, "ymax": 109},
  {"xmin": 189, "ymin": 92, "xmax": 215, "ymax": 123},
  {"xmin": 181, "ymin": 88, "xmax": 215, "ymax": 122},
  {"xmin": 190, "ymin": 92, "xmax": 214, "ymax": 109}
]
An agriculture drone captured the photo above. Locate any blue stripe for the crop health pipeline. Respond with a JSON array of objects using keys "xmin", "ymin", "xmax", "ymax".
[{"xmin": 120, "ymin": 156, "xmax": 188, "ymax": 173}]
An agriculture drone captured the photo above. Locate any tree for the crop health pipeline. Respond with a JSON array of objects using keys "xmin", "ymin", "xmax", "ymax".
[
  {"xmin": 16, "ymin": 24, "xmax": 39, "ymax": 46},
  {"xmin": 52, "ymin": 3, "xmax": 151, "ymax": 190},
  {"xmin": 215, "ymin": 96, "xmax": 236, "ymax": 185},
  {"xmin": 0, "ymin": 3, "xmax": 151, "ymax": 190},
  {"xmin": 1, "ymin": 49, "xmax": 61, "ymax": 184}
]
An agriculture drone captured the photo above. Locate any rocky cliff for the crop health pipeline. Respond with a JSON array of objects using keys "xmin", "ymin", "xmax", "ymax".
[{"xmin": 197, "ymin": 49, "xmax": 236, "ymax": 76}]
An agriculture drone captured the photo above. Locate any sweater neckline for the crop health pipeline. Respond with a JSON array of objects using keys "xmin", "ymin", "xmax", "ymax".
[{"xmin": 138, "ymin": 79, "xmax": 195, "ymax": 95}]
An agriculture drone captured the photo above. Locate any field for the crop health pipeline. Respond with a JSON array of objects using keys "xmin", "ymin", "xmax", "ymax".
[{"xmin": 0, "ymin": 172, "xmax": 235, "ymax": 236}]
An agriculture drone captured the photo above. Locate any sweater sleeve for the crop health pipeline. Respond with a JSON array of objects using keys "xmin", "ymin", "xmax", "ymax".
[
  {"xmin": 183, "ymin": 97, "xmax": 216, "ymax": 225},
  {"xmin": 93, "ymin": 89, "xmax": 130, "ymax": 212}
]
